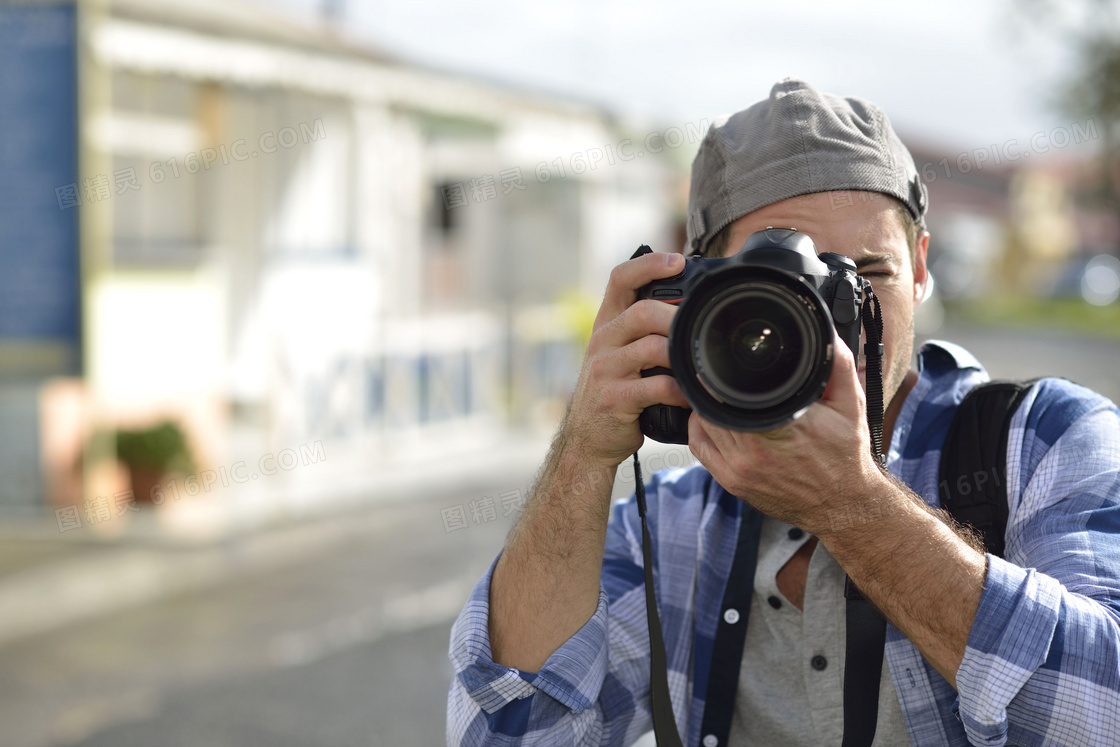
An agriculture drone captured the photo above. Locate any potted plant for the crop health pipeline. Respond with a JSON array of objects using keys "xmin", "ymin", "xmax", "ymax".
[{"xmin": 109, "ymin": 421, "xmax": 195, "ymax": 503}]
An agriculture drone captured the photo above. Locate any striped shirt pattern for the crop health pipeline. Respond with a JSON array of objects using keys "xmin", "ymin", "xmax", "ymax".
[{"xmin": 447, "ymin": 341, "xmax": 1120, "ymax": 746}]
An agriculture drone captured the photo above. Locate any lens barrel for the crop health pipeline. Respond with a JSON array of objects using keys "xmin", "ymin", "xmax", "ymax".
[{"xmin": 669, "ymin": 266, "xmax": 835, "ymax": 431}]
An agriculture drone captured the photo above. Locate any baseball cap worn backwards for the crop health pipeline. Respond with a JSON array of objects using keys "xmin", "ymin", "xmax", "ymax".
[{"xmin": 685, "ymin": 78, "xmax": 929, "ymax": 256}]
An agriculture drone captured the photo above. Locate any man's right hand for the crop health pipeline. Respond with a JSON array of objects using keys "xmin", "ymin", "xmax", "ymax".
[{"xmin": 562, "ymin": 250, "xmax": 691, "ymax": 468}]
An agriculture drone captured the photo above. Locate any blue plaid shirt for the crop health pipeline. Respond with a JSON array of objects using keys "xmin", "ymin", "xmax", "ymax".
[{"xmin": 447, "ymin": 341, "xmax": 1120, "ymax": 746}]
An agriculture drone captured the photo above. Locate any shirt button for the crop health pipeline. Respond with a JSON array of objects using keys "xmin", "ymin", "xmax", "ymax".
[
  {"xmin": 811, "ymin": 654, "xmax": 828, "ymax": 671},
  {"xmin": 767, "ymin": 595, "xmax": 782, "ymax": 609},
  {"xmin": 703, "ymin": 735, "xmax": 719, "ymax": 747},
  {"xmin": 723, "ymin": 608, "xmax": 740, "ymax": 624},
  {"xmin": 788, "ymin": 527, "xmax": 805, "ymax": 540}
]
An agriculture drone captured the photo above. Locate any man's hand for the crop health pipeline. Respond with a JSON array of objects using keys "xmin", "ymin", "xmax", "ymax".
[
  {"xmin": 689, "ymin": 331, "xmax": 986, "ymax": 686},
  {"xmin": 488, "ymin": 249, "xmax": 691, "ymax": 673},
  {"xmin": 562, "ymin": 250, "xmax": 691, "ymax": 468},
  {"xmin": 687, "ymin": 329, "xmax": 887, "ymax": 537}
]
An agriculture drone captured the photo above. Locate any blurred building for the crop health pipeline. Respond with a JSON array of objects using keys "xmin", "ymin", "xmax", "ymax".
[
  {"xmin": 907, "ymin": 135, "xmax": 1118, "ymax": 301},
  {"xmin": 0, "ymin": 0, "xmax": 681, "ymax": 534},
  {"xmin": 906, "ymin": 140, "xmax": 1013, "ymax": 301}
]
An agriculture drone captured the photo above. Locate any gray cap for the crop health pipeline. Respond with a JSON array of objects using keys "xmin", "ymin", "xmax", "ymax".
[{"xmin": 685, "ymin": 78, "xmax": 928, "ymax": 255}]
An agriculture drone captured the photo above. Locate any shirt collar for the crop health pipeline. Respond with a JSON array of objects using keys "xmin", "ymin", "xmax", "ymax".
[{"xmin": 886, "ymin": 339, "xmax": 988, "ymax": 471}]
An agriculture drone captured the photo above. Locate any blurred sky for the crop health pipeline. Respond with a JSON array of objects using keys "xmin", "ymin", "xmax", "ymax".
[{"xmin": 269, "ymin": 0, "xmax": 1081, "ymax": 153}]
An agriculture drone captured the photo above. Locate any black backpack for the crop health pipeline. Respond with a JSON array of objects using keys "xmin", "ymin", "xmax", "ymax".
[{"xmin": 938, "ymin": 379, "xmax": 1041, "ymax": 558}]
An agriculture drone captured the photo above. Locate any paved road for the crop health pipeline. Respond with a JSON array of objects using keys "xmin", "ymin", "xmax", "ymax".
[
  {"xmin": 918, "ymin": 324, "xmax": 1120, "ymax": 405},
  {"xmin": 1, "ymin": 325, "xmax": 1116, "ymax": 747},
  {"xmin": 0, "ymin": 477, "xmax": 526, "ymax": 747}
]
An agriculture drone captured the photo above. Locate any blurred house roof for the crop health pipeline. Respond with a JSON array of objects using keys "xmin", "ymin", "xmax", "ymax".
[
  {"xmin": 110, "ymin": 0, "xmax": 396, "ymax": 64},
  {"xmin": 100, "ymin": 0, "xmax": 614, "ymax": 125},
  {"xmin": 904, "ymin": 134, "xmax": 1119, "ymax": 255},
  {"xmin": 904, "ymin": 137, "xmax": 1015, "ymax": 221}
]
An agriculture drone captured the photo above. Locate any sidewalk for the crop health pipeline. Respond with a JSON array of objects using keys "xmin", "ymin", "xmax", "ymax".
[
  {"xmin": 0, "ymin": 427, "xmax": 552, "ymax": 648},
  {"xmin": 0, "ymin": 429, "xmax": 701, "ymax": 648}
]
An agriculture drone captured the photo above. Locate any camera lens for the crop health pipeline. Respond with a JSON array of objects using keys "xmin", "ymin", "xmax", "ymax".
[
  {"xmin": 730, "ymin": 320, "xmax": 782, "ymax": 373},
  {"xmin": 694, "ymin": 283, "xmax": 817, "ymax": 408}
]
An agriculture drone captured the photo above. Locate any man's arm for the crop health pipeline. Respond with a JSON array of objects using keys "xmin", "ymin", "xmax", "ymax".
[
  {"xmin": 814, "ymin": 471, "xmax": 987, "ymax": 687},
  {"xmin": 489, "ymin": 250, "xmax": 688, "ymax": 672},
  {"xmin": 687, "ymin": 332, "xmax": 985, "ymax": 687},
  {"xmin": 448, "ymin": 468, "xmax": 693, "ymax": 747},
  {"xmin": 689, "ymin": 342, "xmax": 1120, "ymax": 744},
  {"xmin": 447, "ymin": 250, "xmax": 691, "ymax": 746},
  {"xmin": 487, "ymin": 437, "xmax": 616, "ymax": 672}
]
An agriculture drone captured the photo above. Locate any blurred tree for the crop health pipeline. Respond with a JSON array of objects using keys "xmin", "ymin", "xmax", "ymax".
[{"xmin": 1014, "ymin": 0, "xmax": 1120, "ymax": 222}]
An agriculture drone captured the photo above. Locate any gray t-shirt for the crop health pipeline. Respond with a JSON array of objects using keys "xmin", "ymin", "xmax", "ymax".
[{"xmin": 728, "ymin": 516, "xmax": 912, "ymax": 746}]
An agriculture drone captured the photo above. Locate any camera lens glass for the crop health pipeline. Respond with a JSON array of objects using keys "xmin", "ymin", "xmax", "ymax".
[
  {"xmin": 694, "ymin": 282, "xmax": 818, "ymax": 408},
  {"xmin": 729, "ymin": 319, "xmax": 784, "ymax": 375}
]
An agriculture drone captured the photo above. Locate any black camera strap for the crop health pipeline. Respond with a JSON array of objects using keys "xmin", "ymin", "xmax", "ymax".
[
  {"xmin": 841, "ymin": 288, "xmax": 888, "ymax": 747},
  {"xmin": 633, "ymin": 454, "xmax": 684, "ymax": 747},
  {"xmin": 634, "ymin": 287, "xmax": 888, "ymax": 747},
  {"xmin": 861, "ymin": 288, "xmax": 886, "ymax": 468}
]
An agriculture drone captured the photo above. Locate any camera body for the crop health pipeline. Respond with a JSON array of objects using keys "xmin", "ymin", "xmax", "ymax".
[{"xmin": 635, "ymin": 227, "xmax": 865, "ymax": 443}]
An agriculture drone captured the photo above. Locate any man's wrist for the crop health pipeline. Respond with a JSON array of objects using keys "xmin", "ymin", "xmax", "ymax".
[
  {"xmin": 527, "ymin": 429, "xmax": 619, "ymax": 524},
  {"xmin": 812, "ymin": 467, "xmax": 964, "ymax": 574},
  {"xmin": 554, "ymin": 440, "xmax": 618, "ymax": 504},
  {"xmin": 803, "ymin": 460, "xmax": 901, "ymax": 544}
]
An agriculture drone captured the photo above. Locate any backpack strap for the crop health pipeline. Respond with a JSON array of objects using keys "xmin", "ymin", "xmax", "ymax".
[{"xmin": 938, "ymin": 379, "xmax": 1038, "ymax": 558}]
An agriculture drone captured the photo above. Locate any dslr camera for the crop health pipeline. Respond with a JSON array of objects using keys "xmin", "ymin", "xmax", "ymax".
[{"xmin": 635, "ymin": 227, "xmax": 868, "ymax": 443}]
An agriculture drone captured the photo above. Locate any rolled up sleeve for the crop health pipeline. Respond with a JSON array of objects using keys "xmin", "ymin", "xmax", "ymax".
[
  {"xmin": 955, "ymin": 555, "xmax": 1064, "ymax": 744},
  {"xmin": 954, "ymin": 382, "xmax": 1120, "ymax": 746},
  {"xmin": 447, "ymin": 491, "xmax": 657, "ymax": 747},
  {"xmin": 448, "ymin": 552, "xmax": 612, "ymax": 710}
]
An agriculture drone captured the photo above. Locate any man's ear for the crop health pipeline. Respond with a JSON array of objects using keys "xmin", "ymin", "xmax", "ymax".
[{"xmin": 913, "ymin": 230, "xmax": 930, "ymax": 307}]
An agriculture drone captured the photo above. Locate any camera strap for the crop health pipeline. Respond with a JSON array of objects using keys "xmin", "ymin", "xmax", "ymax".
[
  {"xmin": 861, "ymin": 288, "xmax": 886, "ymax": 468},
  {"xmin": 841, "ymin": 288, "xmax": 888, "ymax": 747},
  {"xmin": 633, "ymin": 454, "xmax": 684, "ymax": 746}
]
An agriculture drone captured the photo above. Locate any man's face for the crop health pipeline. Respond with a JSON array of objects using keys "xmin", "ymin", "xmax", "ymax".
[{"xmin": 710, "ymin": 192, "xmax": 929, "ymax": 414}]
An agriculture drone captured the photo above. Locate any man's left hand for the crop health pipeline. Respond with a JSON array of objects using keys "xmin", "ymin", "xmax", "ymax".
[{"xmin": 687, "ymin": 330, "xmax": 890, "ymax": 536}]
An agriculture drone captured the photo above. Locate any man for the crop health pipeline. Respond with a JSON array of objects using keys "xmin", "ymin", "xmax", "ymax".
[{"xmin": 446, "ymin": 79, "xmax": 1120, "ymax": 746}]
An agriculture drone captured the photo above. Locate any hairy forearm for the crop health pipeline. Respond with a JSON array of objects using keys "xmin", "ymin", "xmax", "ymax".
[
  {"xmin": 488, "ymin": 430, "xmax": 617, "ymax": 673},
  {"xmin": 818, "ymin": 471, "xmax": 988, "ymax": 688}
]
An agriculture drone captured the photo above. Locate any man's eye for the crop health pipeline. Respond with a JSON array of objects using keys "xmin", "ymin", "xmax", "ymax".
[{"xmin": 859, "ymin": 271, "xmax": 891, "ymax": 279}]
